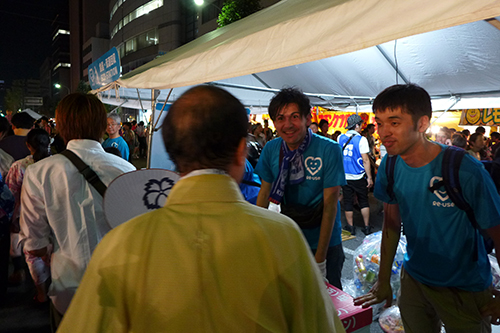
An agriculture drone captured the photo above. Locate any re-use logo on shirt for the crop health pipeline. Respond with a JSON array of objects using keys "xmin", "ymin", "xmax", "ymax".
[
  {"xmin": 429, "ymin": 176, "xmax": 455, "ymax": 208},
  {"xmin": 305, "ymin": 156, "xmax": 322, "ymax": 180}
]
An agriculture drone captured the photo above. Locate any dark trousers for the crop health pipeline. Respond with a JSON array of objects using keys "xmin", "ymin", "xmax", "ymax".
[{"xmin": 138, "ymin": 136, "xmax": 147, "ymax": 157}]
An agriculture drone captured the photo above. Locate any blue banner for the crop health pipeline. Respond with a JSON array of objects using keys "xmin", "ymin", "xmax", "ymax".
[{"xmin": 88, "ymin": 47, "xmax": 121, "ymax": 90}]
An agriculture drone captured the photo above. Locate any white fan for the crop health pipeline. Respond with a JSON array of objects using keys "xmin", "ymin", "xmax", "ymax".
[{"xmin": 104, "ymin": 168, "xmax": 180, "ymax": 228}]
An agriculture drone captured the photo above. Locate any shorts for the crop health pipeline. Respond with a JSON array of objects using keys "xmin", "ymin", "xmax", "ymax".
[{"xmin": 342, "ymin": 178, "xmax": 369, "ymax": 211}]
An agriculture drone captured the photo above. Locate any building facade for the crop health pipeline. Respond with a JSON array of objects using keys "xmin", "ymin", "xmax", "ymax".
[
  {"xmin": 69, "ymin": 0, "xmax": 110, "ymax": 91},
  {"xmin": 109, "ymin": 0, "xmax": 198, "ymax": 74},
  {"xmin": 68, "ymin": 0, "xmax": 277, "ymax": 120}
]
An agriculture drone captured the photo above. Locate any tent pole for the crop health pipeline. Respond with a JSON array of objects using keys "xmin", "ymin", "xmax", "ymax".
[
  {"xmin": 251, "ymin": 73, "xmax": 272, "ymax": 88},
  {"xmin": 431, "ymin": 97, "xmax": 461, "ymax": 125},
  {"xmin": 209, "ymin": 81, "xmax": 374, "ymax": 101},
  {"xmin": 375, "ymin": 45, "xmax": 409, "ymax": 85},
  {"xmin": 136, "ymin": 88, "xmax": 145, "ymax": 111},
  {"xmin": 147, "ymin": 89, "xmax": 156, "ymax": 169},
  {"xmin": 110, "ymin": 99, "xmax": 129, "ymax": 113}
]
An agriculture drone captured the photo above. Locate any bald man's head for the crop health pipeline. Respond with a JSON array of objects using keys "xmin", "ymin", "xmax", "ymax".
[{"xmin": 162, "ymin": 85, "xmax": 248, "ymax": 173}]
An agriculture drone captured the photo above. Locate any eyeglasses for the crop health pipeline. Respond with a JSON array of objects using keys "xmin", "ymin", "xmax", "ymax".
[{"xmin": 107, "ymin": 123, "xmax": 119, "ymax": 127}]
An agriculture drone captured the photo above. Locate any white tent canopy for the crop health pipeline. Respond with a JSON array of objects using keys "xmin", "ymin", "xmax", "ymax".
[
  {"xmin": 93, "ymin": 0, "xmax": 500, "ymax": 169},
  {"xmin": 97, "ymin": 0, "xmax": 500, "ymax": 113}
]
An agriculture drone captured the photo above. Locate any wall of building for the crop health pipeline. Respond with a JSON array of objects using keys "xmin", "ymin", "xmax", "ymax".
[
  {"xmin": 109, "ymin": 0, "xmax": 185, "ymax": 74},
  {"xmin": 52, "ymin": 25, "xmax": 71, "ymax": 97},
  {"xmin": 82, "ymin": 37, "xmax": 112, "ymax": 82},
  {"xmin": 70, "ymin": 0, "xmax": 110, "ymax": 90}
]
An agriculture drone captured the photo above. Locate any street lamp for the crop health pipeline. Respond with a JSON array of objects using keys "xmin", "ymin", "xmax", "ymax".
[
  {"xmin": 54, "ymin": 83, "xmax": 70, "ymax": 95},
  {"xmin": 194, "ymin": 0, "xmax": 221, "ymax": 10}
]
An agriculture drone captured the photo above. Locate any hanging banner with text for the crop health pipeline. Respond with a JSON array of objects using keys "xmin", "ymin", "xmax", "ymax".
[
  {"xmin": 88, "ymin": 47, "xmax": 121, "ymax": 90},
  {"xmin": 459, "ymin": 108, "xmax": 500, "ymax": 126},
  {"xmin": 311, "ymin": 107, "xmax": 375, "ymax": 134}
]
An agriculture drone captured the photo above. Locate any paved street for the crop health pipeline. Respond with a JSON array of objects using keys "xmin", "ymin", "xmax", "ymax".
[{"xmin": 339, "ymin": 193, "xmax": 386, "ymax": 333}]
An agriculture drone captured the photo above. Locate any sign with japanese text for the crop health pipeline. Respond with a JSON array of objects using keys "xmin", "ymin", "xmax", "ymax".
[
  {"xmin": 459, "ymin": 108, "xmax": 500, "ymax": 126},
  {"xmin": 88, "ymin": 47, "xmax": 121, "ymax": 90},
  {"xmin": 311, "ymin": 107, "xmax": 376, "ymax": 135}
]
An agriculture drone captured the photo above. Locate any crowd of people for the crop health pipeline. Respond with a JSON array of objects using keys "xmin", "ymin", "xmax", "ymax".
[
  {"xmin": 0, "ymin": 100, "xmax": 151, "ymax": 321},
  {"xmin": 102, "ymin": 115, "xmax": 149, "ymax": 162},
  {"xmin": 243, "ymin": 85, "xmax": 500, "ymax": 333},
  {"xmin": 434, "ymin": 125, "xmax": 500, "ymax": 161},
  {"xmin": 0, "ymin": 83, "xmax": 500, "ymax": 333}
]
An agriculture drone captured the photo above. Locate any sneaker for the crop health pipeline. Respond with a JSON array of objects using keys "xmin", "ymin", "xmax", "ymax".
[
  {"xmin": 343, "ymin": 224, "xmax": 356, "ymax": 235},
  {"xmin": 362, "ymin": 225, "xmax": 373, "ymax": 235}
]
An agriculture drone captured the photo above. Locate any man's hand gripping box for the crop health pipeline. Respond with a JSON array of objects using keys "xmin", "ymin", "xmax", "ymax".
[{"xmin": 326, "ymin": 282, "xmax": 372, "ymax": 333}]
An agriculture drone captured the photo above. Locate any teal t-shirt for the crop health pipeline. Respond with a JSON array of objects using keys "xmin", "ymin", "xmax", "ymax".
[
  {"xmin": 375, "ymin": 144, "xmax": 500, "ymax": 291},
  {"xmin": 255, "ymin": 134, "xmax": 346, "ymax": 249},
  {"xmin": 102, "ymin": 136, "xmax": 130, "ymax": 161}
]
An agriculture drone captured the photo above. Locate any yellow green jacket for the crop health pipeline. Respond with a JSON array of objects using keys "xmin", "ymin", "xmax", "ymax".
[{"xmin": 59, "ymin": 174, "xmax": 344, "ymax": 332}]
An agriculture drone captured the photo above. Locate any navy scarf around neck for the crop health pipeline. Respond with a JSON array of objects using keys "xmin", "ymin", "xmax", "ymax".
[{"xmin": 269, "ymin": 128, "xmax": 312, "ymax": 204}]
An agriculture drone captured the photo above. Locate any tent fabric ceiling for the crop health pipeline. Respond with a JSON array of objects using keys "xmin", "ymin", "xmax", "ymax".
[
  {"xmin": 97, "ymin": 0, "xmax": 500, "ymax": 113},
  {"xmin": 102, "ymin": 18, "xmax": 500, "ymax": 111},
  {"xmin": 112, "ymin": 0, "xmax": 500, "ymax": 94},
  {"xmin": 245, "ymin": 19, "xmax": 500, "ymax": 103}
]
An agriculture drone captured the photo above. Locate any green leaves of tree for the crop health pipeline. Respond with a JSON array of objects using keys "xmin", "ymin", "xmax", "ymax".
[{"xmin": 217, "ymin": 0, "xmax": 261, "ymax": 28}]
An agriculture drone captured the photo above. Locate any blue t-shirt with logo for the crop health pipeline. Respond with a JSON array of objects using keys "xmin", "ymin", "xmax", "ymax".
[
  {"xmin": 102, "ymin": 136, "xmax": 130, "ymax": 161},
  {"xmin": 375, "ymin": 144, "xmax": 500, "ymax": 291},
  {"xmin": 255, "ymin": 134, "xmax": 346, "ymax": 249},
  {"xmin": 338, "ymin": 133, "xmax": 364, "ymax": 176}
]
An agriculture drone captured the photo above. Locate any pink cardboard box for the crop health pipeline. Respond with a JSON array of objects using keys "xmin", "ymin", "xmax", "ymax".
[{"xmin": 326, "ymin": 282, "xmax": 372, "ymax": 333}]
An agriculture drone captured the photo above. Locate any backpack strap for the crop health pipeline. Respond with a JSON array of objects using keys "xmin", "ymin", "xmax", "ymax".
[
  {"xmin": 434, "ymin": 146, "xmax": 488, "ymax": 260},
  {"xmin": 385, "ymin": 155, "xmax": 398, "ymax": 202},
  {"xmin": 60, "ymin": 150, "xmax": 107, "ymax": 197},
  {"xmin": 342, "ymin": 135, "xmax": 355, "ymax": 151},
  {"xmin": 439, "ymin": 146, "xmax": 478, "ymax": 228}
]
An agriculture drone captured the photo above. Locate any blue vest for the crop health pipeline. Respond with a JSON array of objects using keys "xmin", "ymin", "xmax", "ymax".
[{"xmin": 338, "ymin": 134, "xmax": 364, "ymax": 176}]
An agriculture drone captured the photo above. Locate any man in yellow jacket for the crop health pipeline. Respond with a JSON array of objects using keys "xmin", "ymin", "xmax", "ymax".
[{"xmin": 58, "ymin": 85, "xmax": 345, "ymax": 332}]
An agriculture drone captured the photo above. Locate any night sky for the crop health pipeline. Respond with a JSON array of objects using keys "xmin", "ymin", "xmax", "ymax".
[{"xmin": 0, "ymin": 0, "xmax": 67, "ymax": 86}]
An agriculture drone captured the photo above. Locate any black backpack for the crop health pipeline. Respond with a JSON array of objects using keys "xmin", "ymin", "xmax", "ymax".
[{"xmin": 386, "ymin": 146, "xmax": 494, "ymax": 260}]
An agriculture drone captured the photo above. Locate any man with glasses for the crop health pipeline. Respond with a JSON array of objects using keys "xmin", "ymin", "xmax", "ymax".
[{"xmin": 102, "ymin": 113, "xmax": 129, "ymax": 161}]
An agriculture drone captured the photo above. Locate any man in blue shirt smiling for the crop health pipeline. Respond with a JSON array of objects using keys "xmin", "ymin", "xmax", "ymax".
[
  {"xmin": 102, "ymin": 113, "xmax": 129, "ymax": 161},
  {"xmin": 354, "ymin": 84, "xmax": 500, "ymax": 332},
  {"xmin": 255, "ymin": 88, "xmax": 346, "ymax": 289}
]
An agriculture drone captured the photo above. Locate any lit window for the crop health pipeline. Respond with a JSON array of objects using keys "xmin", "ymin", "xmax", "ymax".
[
  {"xmin": 52, "ymin": 29, "xmax": 70, "ymax": 40},
  {"xmin": 110, "ymin": 0, "xmax": 126, "ymax": 20},
  {"xmin": 125, "ymin": 39, "xmax": 137, "ymax": 55},
  {"xmin": 110, "ymin": 0, "xmax": 163, "ymax": 39},
  {"xmin": 53, "ymin": 63, "xmax": 71, "ymax": 71}
]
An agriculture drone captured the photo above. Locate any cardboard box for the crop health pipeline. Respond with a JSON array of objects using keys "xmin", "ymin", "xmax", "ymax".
[{"xmin": 326, "ymin": 283, "xmax": 372, "ymax": 333}]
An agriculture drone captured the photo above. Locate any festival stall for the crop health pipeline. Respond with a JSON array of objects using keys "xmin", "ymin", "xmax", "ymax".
[
  {"xmin": 311, "ymin": 106, "xmax": 376, "ymax": 135},
  {"xmin": 91, "ymin": 0, "xmax": 500, "ymax": 169},
  {"xmin": 91, "ymin": 2, "xmax": 500, "ymax": 331}
]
